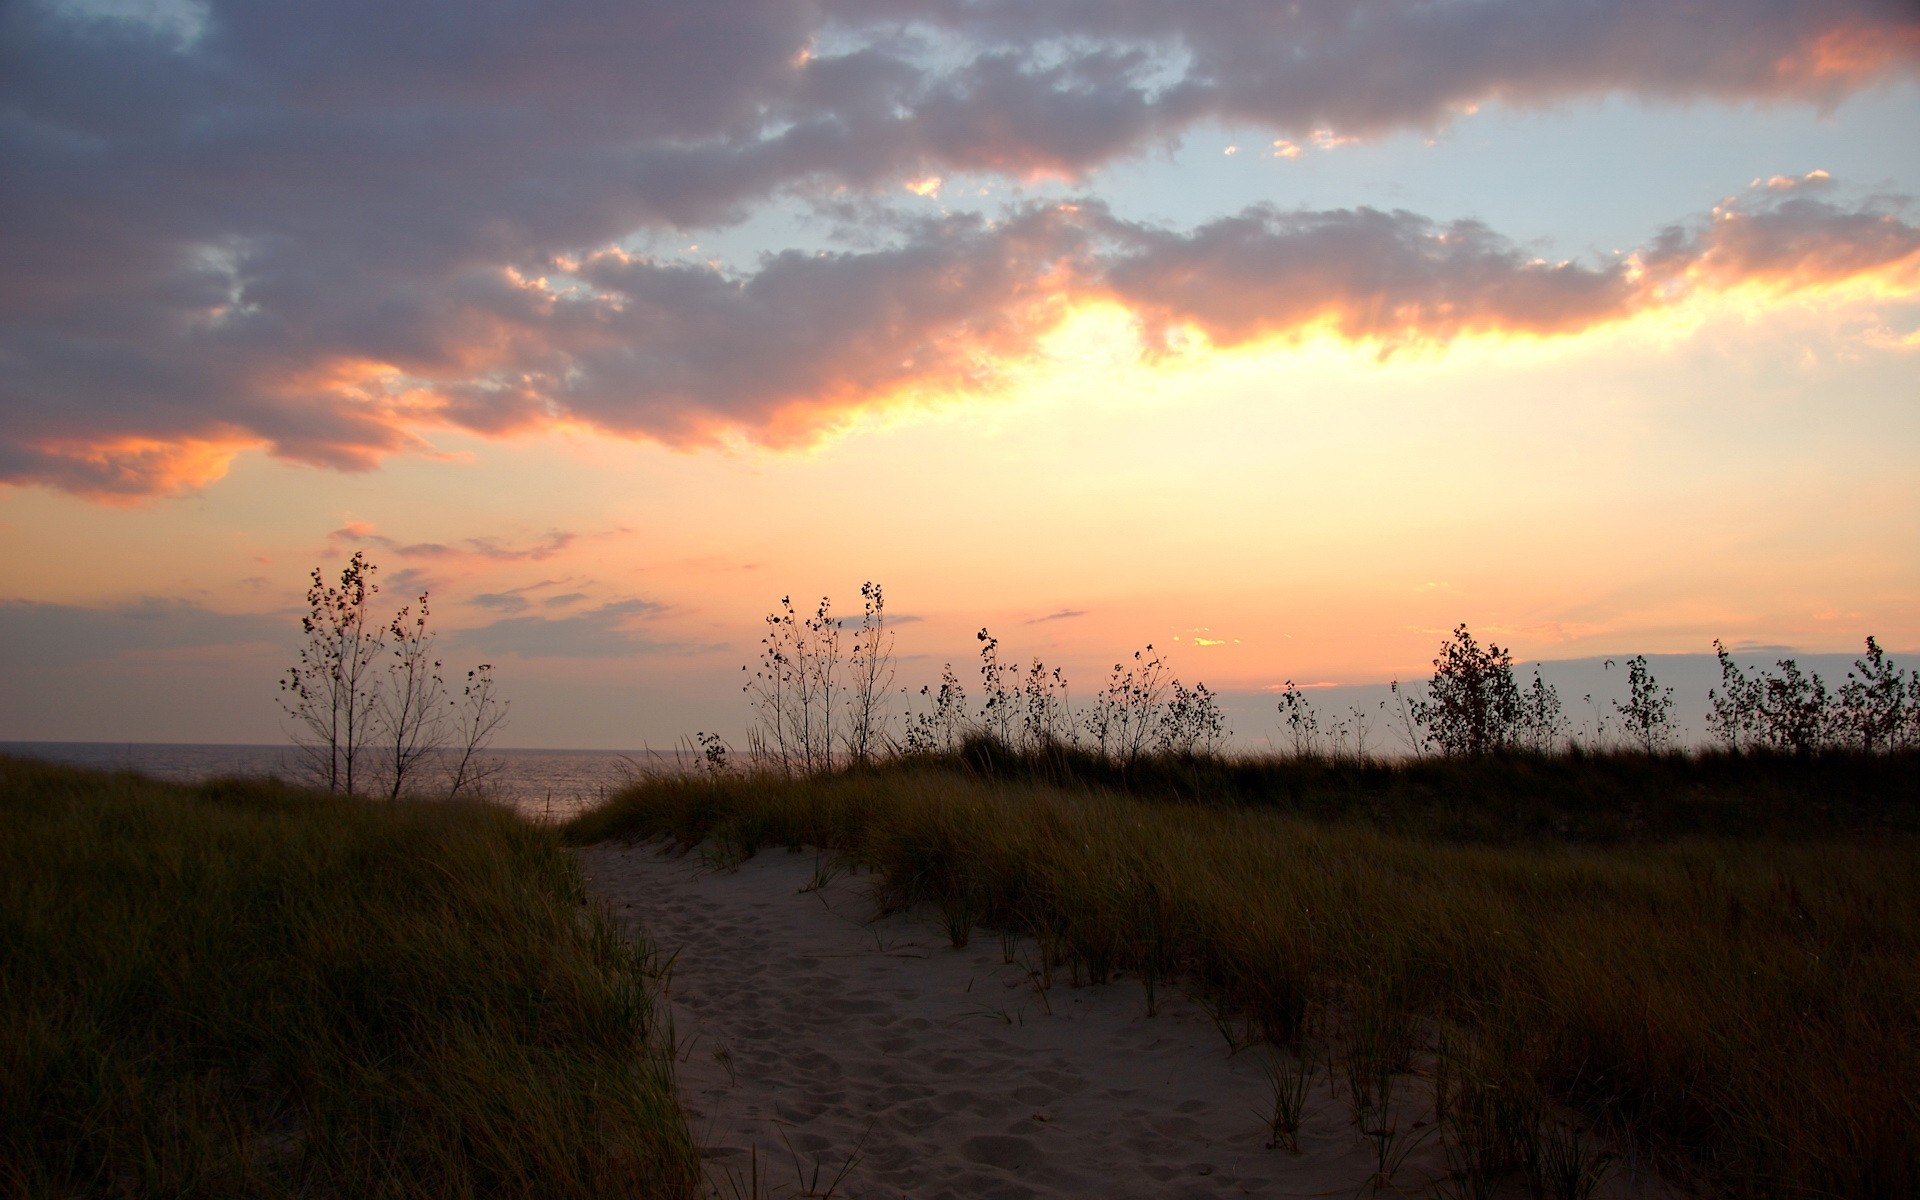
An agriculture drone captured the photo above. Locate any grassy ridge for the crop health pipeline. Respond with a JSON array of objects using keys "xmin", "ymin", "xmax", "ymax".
[
  {"xmin": 569, "ymin": 755, "xmax": 1920, "ymax": 1198},
  {"xmin": 870, "ymin": 740, "xmax": 1920, "ymax": 843},
  {"xmin": 0, "ymin": 756, "xmax": 697, "ymax": 1199}
]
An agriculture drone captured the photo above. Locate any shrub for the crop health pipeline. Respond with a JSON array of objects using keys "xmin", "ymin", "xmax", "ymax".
[{"xmin": 1411, "ymin": 625, "xmax": 1522, "ymax": 756}]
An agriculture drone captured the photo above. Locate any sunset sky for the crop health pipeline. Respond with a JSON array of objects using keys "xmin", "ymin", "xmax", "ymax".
[{"xmin": 3, "ymin": 0, "xmax": 1917, "ymax": 748}]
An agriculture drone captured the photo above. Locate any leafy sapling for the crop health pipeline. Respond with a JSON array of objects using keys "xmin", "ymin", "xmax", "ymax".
[
  {"xmin": 1706, "ymin": 639, "xmax": 1762, "ymax": 751},
  {"xmin": 1611, "ymin": 655, "xmax": 1675, "ymax": 753},
  {"xmin": 1412, "ymin": 625, "xmax": 1522, "ymax": 756},
  {"xmin": 1837, "ymin": 636, "xmax": 1910, "ymax": 753}
]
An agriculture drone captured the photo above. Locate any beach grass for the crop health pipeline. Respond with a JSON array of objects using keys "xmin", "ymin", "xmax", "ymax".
[
  {"xmin": 568, "ymin": 750, "xmax": 1920, "ymax": 1198},
  {"xmin": 0, "ymin": 755, "xmax": 697, "ymax": 1199}
]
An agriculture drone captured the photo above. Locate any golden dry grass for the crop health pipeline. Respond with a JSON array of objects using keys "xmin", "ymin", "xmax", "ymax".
[{"xmin": 572, "ymin": 761, "xmax": 1920, "ymax": 1198}]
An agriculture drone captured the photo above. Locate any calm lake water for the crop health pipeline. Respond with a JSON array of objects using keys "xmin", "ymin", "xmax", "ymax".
[{"xmin": 0, "ymin": 742, "xmax": 691, "ymax": 822}]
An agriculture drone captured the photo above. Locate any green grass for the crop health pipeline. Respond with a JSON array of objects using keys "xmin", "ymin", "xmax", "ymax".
[
  {"xmin": 0, "ymin": 755, "xmax": 698, "ymax": 1199},
  {"xmin": 568, "ymin": 753, "xmax": 1920, "ymax": 1199}
]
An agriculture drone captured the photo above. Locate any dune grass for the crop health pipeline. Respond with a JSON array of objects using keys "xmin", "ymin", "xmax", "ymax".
[
  {"xmin": 568, "ymin": 752, "xmax": 1920, "ymax": 1198},
  {"xmin": 0, "ymin": 755, "xmax": 698, "ymax": 1199}
]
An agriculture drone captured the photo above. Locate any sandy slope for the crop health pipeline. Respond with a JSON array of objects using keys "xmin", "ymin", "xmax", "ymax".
[{"xmin": 576, "ymin": 841, "xmax": 1632, "ymax": 1200}]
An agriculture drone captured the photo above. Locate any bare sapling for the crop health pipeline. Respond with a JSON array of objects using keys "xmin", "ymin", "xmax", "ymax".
[
  {"xmin": 905, "ymin": 663, "xmax": 969, "ymax": 754},
  {"xmin": 1277, "ymin": 680, "xmax": 1321, "ymax": 757},
  {"xmin": 446, "ymin": 663, "xmax": 508, "ymax": 799},
  {"xmin": 1519, "ymin": 667, "xmax": 1567, "ymax": 753},
  {"xmin": 281, "ymin": 551, "xmax": 385, "ymax": 794},
  {"xmin": 799, "ymin": 597, "xmax": 842, "ymax": 772},
  {"xmin": 976, "ymin": 628, "xmax": 1019, "ymax": 747},
  {"xmin": 1082, "ymin": 645, "xmax": 1169, "ymax": 764},
  {"xmin": 744, "ymin": 597, "xmax": 797, "ymax": 773},
  {"xmin": 376, "ymin": 593, "xmax": 448, "ymax": 799},
  {"xmin": 1019, "ymin": 657, "xmax": 1072, "ymax": 750},
  {"xmin": 844, "ymin": 581, "xmax": 895, "ymax": 764},
  {"xmin": 743, "ymin": 594, "xmax": 847, "ymax": 773},
  {"xmin": 1387, "ymin": 679, "xmax": 1426, "ymax": 758},
  {"xmin": 1324, "ymin": 702, "xmax": 1384, "ymax": 759}
]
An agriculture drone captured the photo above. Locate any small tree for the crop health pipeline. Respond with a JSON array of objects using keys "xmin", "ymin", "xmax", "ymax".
[
  {"xmin": 1019, "ymin": 658, "xmax": 1072, "ymax": 750},
  {"xmin": 1611, "ymin": 655, "xmax": 1675, "ymax": 753},
  {"xmin": 1517, "ymin": 667, "xmax": 1567, "ymax": 753},
  {"xmin": 1157, "ymin": 680, "xmax": 1228, "ymax": 756},
  {"xmin": 743, "ymin": 594, "xmax": 841, "ymax": 774},
  {"xmin": 798, "ymin": 598, "xmax": 842, "ymax": 771},
  {"xmin": 446, "ymin": 664, "xmax": 508, "ymax": 799},
  {"xmin": 281, "ymin": 552, "xmax": 384, "ymax": 794},
  {"xmin": 1757, "ymin": 658, "xmax": 1831, "ymax": 756},
  {"xmin": 1411, "ymin": 624, "xmax": 1522, "ymax": 756},
  {"xmin": 1276, "ymin": 681, "xmax": 1321, "ymax": 757},
  {"xmin": 904, "ymin": 663, "xmax": 969, "ymax": 754},
  {"xmin": 1387, "ymin": 680, "xmax": 1425, "ymax": 758},
  {"xmin": 844, "ymin": 581, "xmax": 896, "ymax": 765},
  {"xmin": 376, "ymin": 593, "xmax": 448, "ymax": 799},
  {"xmin": 1836, "ymin": 636, "xmax": 1909, "ymax": 753},
  {"xmin": 976, "ymin": 628, "xmax": 1019, "ymax": 747},
  {"xmin": 1082, "ymin": 645, "xmax": 1169, "ymax": 764},
  {"xmin": 1706, "ymin": 640, "xmax": 1763, "ymax": 751}
]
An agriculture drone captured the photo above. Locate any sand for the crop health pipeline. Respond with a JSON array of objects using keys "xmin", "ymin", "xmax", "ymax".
[{"xmin": 578, "ymin": 839, "xmax": 1534, "ymax": 1199}]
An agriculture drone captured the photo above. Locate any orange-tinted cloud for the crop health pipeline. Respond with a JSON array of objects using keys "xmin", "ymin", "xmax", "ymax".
[
  {"xmin": 327, "ymin": 523, "xmax": 578, "ymax": 565},
  {"xmin": 9, "ymin": 182, "xmax": 1920, "ymax": 497},
  {"xmin": 8, "ymin": 434, "xmax": 258, "ymax": 503},
  {"xmin": 5, "ymin": 0, "xmax": 1918, "ymax": 499}
]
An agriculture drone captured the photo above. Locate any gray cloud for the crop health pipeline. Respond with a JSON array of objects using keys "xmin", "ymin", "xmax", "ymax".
[
  {"xmin": 459, "ymin": 598, "xmax": 678, "ymax": 659},
  {"xmin": 0, "ymin": 597, "xmax": 286, "ymax": 670},
  {"xmin": 327, "ymin": 525, "xmax": 577, "ymax": 563},
  {"xmin": 472, "ymin": 593, "xmax": 532, "ymax": 615},
  {"xmin": 1027, "ymin": 608, "xmax": 1088, "ymax": 623},
  {"xmin": 2, "ymin": 1, "xmax": 1915, "ymax": 496}
]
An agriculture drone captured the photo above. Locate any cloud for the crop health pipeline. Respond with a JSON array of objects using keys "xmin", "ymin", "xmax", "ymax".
[
  {"xmin": 11, "ymin": 184, "xmax": 1920, "ymax": 496},
  {"xmin": 459, "ymin": 598, "xmax": 677, "ymax": 659},
  {"xmin": 2, "ymin": 1, "xmax": 1917, "ymax": 497},
  {"xmin": 327, "ymin": 524, "xmax": 577, "ymax": 564},
  {"xmin": 1098, "ymin": 206, "xmax": 1638, "ymax": 348},
  {"xmin": 1026, "ymin": 608, "xmax": 1087, "ymax": 623},
  {"xmin": 472, "ymin": 593, "xmax": 532, "ymax": 614},
  {"xmin": 0, "ymin": 596, "xmax": 285, "ymax": 670}
]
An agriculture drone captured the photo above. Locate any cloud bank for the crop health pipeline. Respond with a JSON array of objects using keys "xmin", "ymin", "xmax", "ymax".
[{"xmin": 3, "ymin": 0, "xmax": 1917, "ymax": 497}]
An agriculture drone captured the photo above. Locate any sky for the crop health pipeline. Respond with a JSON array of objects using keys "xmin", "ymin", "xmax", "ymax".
[{"xmin": 2, "ymin": 0, "xmax": 1917, "ymax": 749}]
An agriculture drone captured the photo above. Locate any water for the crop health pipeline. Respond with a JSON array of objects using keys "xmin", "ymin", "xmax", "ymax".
[{"xmin": 0, "ymin": 742, "xmax": 691, "ymax": 822}]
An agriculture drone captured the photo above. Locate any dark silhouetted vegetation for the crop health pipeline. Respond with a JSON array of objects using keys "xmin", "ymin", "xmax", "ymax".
[
  {"xmin": 1, "ymin": 756, "xmax": 695, "ymax": 1199},
  {"xmin": 281, "ymin": 552, "xmax": 508, "ymax": 797}
]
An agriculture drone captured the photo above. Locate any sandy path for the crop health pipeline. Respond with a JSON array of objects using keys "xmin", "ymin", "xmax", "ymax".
[{"xmin": 576, "ymin": 840, "xmax": 1482, "ymax": 1199}]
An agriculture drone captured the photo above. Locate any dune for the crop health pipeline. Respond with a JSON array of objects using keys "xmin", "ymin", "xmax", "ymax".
[{"xmin": 577, "ymin": 840, "xmax": 1490, "ymax": 1200}]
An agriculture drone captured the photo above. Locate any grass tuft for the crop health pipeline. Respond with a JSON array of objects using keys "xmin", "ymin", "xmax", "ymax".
[{"xmin": 1, "ymin": 755, "xmax": 698, "ymax": 1199}]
